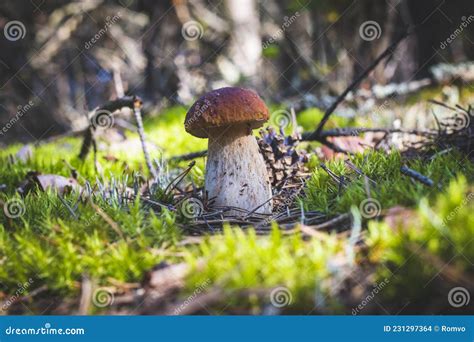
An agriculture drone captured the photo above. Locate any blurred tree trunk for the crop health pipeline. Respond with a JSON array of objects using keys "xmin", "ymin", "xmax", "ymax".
[
  {"xmin": 224, "ymin": 0, "xmax": 262, "ymax": 90},
  {"xmin": 0, "ymin": 3, "xmax": 66, "ymax": 143},
  {"xmin": 141, "ymin": 0, "xmax": 181, "ymax": 104}
]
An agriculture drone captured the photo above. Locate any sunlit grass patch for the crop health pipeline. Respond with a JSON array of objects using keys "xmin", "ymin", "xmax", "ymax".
[
  {"xmin": 182, "ymin": 225, "xmax": 345, "ymax": 312},
  {"xmin": 304, "ymin": 149, "xmax": 474, "ymax": 215},
  {"xmin": 0, "ymin": 103, "xmax": 473, "ymax": 314},
  {"xmin": 367, "ymin": 175, "xmax": 474, "ymax": 310}
]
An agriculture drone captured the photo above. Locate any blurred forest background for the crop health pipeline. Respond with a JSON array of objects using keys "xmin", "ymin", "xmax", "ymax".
[{"xmin": 1, "ymin": 0, "xmax": 473, "ymax": 144}]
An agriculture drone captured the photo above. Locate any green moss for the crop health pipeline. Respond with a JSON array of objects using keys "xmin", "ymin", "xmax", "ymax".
[
  {"xmin": 1, "ymin": 103, "xmax": 473, "ymax": 313},
  {"xmin": 304, "ymin": 149, "xmax": 473, "ymax": 215},
  {"xmin": 367, "ymin": 175, "xmax": 474, "ymax": 307},
  {"xmin": 297, "ymin": 107, "xmax": 356, "ymax": 131},
  {"xmin": 183, "ymin": 225, "xmax": 344, "ymax": 311},
  {"xmin": 0, "ymin": 190, "xmax": 180, "ymax": 293}
]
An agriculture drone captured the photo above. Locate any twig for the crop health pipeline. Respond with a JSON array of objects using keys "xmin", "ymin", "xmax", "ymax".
[
  {"xmin": 301, "ymin": 213, "xmax": 351, "ymax": 231},
  {"xmin": 169, "ymin": 125, "xmax": 439, "ymax": 160},
  {"xmin": 90, "ymin": 202, "xmax": 125, "ymax": 240},
  {"xmin": 320, "ymin": 163, "xmax": 346, "ymax": 186},
  {"xmin": 78, "ymin": 274, "xmax": 92, "ymax": 315},
  {"xmin": 164, "ymin": 161, "xmax": 196, "ymax": 195},
  {"xmin": 96, "ymin": 96, "xmax": 140, "ymax": 114},
  {"xmin": 344, "ymin": 160, "xmax": 376, "ymax": 185},
  {"xmin": 317, "ymin": 127, "xmax": 438, "ymax": 138},
  {"xmin": 400, "ymin": 166, "xmax": 434, "ymax": 186},
  {"xmin": 78, "ymin": 126, "xmax": 95, "ymax": 160},
  {"xmin": 132, "ymin": 98, "xmax": 157, "ymax": 178},
  {"xmin": 428, "ymin": 99, "xmax": 458, "ymax": 112},
  {"xmin": 170, "ymin": 150, "xmax": 207, "ymax": 162},
  {"xmin": 78, "ymin": 96, "xmax": 142, "ymax": 161},
  {"xmin": 303, "ymin": 31, "xmax": 410, "ymax": 141}
]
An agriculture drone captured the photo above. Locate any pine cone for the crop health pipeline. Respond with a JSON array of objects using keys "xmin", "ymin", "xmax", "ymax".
[{"xmin": 258, "ymin": 127, "xmax": 310, "ymax": 190}]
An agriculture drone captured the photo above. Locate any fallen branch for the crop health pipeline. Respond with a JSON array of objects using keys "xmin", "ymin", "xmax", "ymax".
[
  {"xmin": 400, "ymin": 166, "xmax": 434, "ymax": 187},
  {"xmin": 303, "ymin": 30, "xmax": 410, "ymax": 141},
  {"xmin": 170, "ymin": 150, "xmax": 207, "ymax": 162},
  {"xmin": 132, "ymin": 98, "xmax": 157, "ymax": 178},
  {"xmin": 318, "ymin": 127, "xmax": 438, "ymax": 139},
  {"xmin": 78, "ymin": 96, "xmax": 142, "ymax": 161}
]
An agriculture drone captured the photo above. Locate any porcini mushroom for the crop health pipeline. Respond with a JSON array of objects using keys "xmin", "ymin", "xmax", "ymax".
[{"xmin": 184, "ymin": 87, "xmax": 273, "ymax": 215}]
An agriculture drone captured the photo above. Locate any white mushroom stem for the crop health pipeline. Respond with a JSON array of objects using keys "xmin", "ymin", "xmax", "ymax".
[{"xmin": 205, "ymin": 123, "xmax": 273, "ymax": 216}]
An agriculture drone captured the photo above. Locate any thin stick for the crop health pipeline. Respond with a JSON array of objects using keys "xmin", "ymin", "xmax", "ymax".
[
  {"xmin": 90, "ymin": 202, "xmax": 125, "ymax": 240},
  {"xmin": 164, "ymin": 161, "xmax": 196, "ymax": 195},
  {"xmin": 317, "ymin": 127, "xmax": 437, "ymax": 138},
  {"xmin": 133, "ymin": 98, "xmax": 157, "ymax": 178},
  {"xmin": 78, "ymin": 274, "xmax": 92, "ymax": 315},
  {"xmin": 400, "ymin": 166, "xmax": 434, "ymax": 187},
  {"xmin": 170, "ymin": 150, "xmax": 207, "ymax": 162},
  {"xmin": 302, "ymin": 213, "xmax": 351, "ymax": 231},
  {"xmin": 303, "ymin": 31, "xmax": 410, "ymax": 141}
]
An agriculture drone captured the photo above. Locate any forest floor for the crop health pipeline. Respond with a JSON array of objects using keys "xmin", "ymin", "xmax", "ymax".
[{"xmin": 0, "ymin": 87, "xmax": 473, "ymax": 315}]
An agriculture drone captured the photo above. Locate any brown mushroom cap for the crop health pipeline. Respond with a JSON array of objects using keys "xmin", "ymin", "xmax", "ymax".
[{"xmin": 184, "ymin": 87, "xmax": 269, "ymax": 138}]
